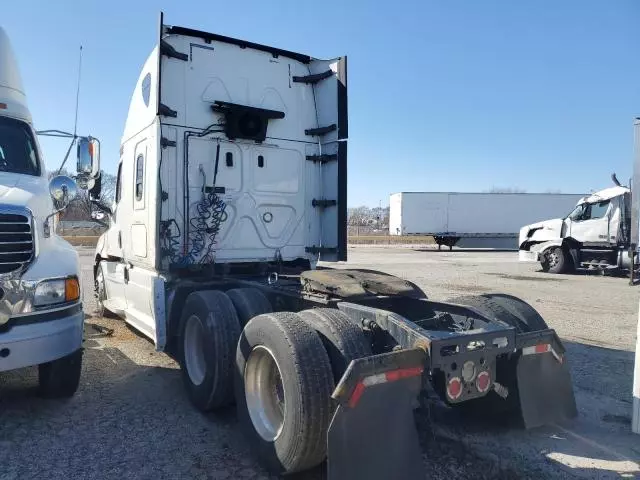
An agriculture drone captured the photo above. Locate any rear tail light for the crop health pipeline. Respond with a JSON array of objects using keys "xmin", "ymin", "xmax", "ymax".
[
  {"xmin": 476, "ymin": 371, "xmax": 491, "ymax": 393},
  {"xmin": 447, "ymin": 377, "xmax": 462, "ymax": 400}
]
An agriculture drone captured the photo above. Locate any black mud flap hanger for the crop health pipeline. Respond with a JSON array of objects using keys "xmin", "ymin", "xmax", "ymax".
[
  {"xmin": 515, "ymin": 329, "xmax": 578, "ymax": 429},
  {"xmin": 327, "ymin": 348, "xmax": 426, "ymax": 480}
]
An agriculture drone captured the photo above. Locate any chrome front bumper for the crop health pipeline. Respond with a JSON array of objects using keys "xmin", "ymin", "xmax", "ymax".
[{"xmin": 0, "ymin": 304, "xmax": 83, "ymax": 371}]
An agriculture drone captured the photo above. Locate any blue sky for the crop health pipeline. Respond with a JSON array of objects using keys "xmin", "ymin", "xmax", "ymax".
[{"xmin": 3, "ymin": 1, "xmax": 638, "ymax": 206}]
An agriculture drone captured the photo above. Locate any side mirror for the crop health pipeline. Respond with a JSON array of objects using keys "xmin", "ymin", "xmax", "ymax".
[
  {"xmin": 49, "ymin": 175, "xmax": 78, "ymax": 210},
  {"xmin": 76, "ymin": 137, "xmax": 100, "ymax": 181}
]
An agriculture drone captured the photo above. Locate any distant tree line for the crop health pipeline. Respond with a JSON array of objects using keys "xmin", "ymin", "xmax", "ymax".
[{"xmin": 347, "ymin": 206, "xmax": 389, "ymax": 227}]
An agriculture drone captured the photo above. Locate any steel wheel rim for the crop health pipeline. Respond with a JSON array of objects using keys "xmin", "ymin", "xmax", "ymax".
[
  {"xmin": 548, "ymin": 251, "xmax": 559, "ymax": 267},
  {"xmin": 184, "ymin": 315, "xmax": 207, "ymax": 386},
  {"xmin": 244, "ymin": 345, "xmax": 286, "ymax": 441}
]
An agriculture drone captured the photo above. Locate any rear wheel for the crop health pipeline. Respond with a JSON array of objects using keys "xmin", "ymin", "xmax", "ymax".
[
  {"xmin": 297, "ymin": 308, "xmax": 372, "ymax": 382},
  {"xmin": 226, "ymin": 288, "xmax": 272, "ymax": 326},
  {"xmin": 236, "ymin": 312, "xmax": 334, "ymax": 474},
  {"xmin": 179, "ymin": 290, "xmax": 241, "ymax": 411},
  {"xmin": 482, "ymin": 294, "xmax": 548, "ymax": 332},
  {"xmin": 94, "ymin": 264, "xmax": 117, "ymax": 318},
  {"xmin": 38, "ymin": 349, "xmax": 83, "ymax": 398}
]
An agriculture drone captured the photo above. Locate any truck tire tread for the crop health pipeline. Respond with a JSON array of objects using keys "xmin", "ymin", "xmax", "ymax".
[
  {"xmin": 297, "ymin": 308, "xmax": 372, "ymax": 382},
  {"xmin": 226, "ymin": 288, "xmax": 272, "ymax": 326},
  {"xmin": 482, "ymin": 294, "xmax": 548, "ymax": 332},
  {"xmin": 235, "ymin": 312, "xmax": 334, "ymax": 474},
  {"xmin": 178, "ymin": 290, "xmax": 241, "ymax": 411}
]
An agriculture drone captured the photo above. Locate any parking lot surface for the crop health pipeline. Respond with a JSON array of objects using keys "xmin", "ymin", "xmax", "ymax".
[{"xmin": 0, "ymin": 246, "xmax": 638, "ymax": 479}]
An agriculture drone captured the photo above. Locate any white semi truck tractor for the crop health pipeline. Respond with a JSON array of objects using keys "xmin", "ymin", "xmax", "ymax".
[
  {"xmin": 0, "ymin": 26, "xmax": 100, "ymax": 396},
  {"xmin": 92, "ymin": 14, "xmax": 577, "ymax": 479},
  {"xmin": 519, "ymin": 174, "xmax": 635, "ymax": 275}
]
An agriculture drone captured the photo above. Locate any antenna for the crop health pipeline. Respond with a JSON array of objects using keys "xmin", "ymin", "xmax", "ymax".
[
  {"xmin": 73, "ymin": 45, "xmax": 83, "ymax": 137},
  {"xmin": 57, "ymin": 45, "xmax": 83, "ymax": 175}
]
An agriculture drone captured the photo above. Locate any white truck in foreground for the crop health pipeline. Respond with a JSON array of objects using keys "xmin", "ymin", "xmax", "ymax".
[
  {"xmin": 390, "ymin": 191, "xmax": 584, "ymax": 250},
  {"xmin": 519, "ymin": 174, "xmax": 634, "ymax": 274},
  {"xmin": 92, "ymin": 15, "xmax": 577, "ymax": 479},
  {"xmin": 0, "ymin": 26, "xmax": 99, "ymax": 396}
]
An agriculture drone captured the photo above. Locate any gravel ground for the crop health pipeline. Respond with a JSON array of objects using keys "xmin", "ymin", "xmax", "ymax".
[{"xmin": 0, "ymin": 246, "xmax": 638, "ymax": 479}]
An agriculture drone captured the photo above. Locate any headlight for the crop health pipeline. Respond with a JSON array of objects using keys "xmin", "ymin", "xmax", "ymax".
[{"xmin": 33, "ymin": 277, "xmax": 80, "ymax": 307}]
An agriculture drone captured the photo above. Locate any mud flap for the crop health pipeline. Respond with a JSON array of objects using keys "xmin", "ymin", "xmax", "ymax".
[
  {"xmin": 516, "ymin": 330, "xmax": 578, "ymax": 429},
  {"xmin": 327, "ymin": 348, "xmax": 426, "ymax": 480}
]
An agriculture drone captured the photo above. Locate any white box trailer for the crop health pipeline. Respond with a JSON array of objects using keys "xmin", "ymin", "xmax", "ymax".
[{"xmin": 389, "ymin": 192, "xmax": 585, "ymax": 249}]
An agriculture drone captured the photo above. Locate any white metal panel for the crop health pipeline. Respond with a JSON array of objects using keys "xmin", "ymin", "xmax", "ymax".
[
  {"xmin": 0, "ymin": 26, "xmax": 30, "ymax": 122},
  {"xmin": 608, "ymin": 196, "xmax": 621, "ymax": 243},
  {"xmin": 121, "ymin": 47, "xmax": 158, "ymax": 144},
  {"xmin": 156, "ymin": 32, "xmax": 336, "ymax": 266},
  {"xmin": 101, "ymin": 261, "xmax": 127, "ymax": 314},
  {"xmin": 389, "ymin": 193, "xmax": 402, "ymax": 235},
  {"xmin": 123, "ymin": 266, "xmax": 158, "ymax": 343},
  {"xmin": 447, "ymin": 194, "xmax": 581, "ymax": 234},
  {"xmin": 394, "ymin": 192, "xmax": 585, "ymax": 235},
  {"xmin": 399, "ymin": 193, "xmax": 448, "ymax": 234},
  {"xmin": 578, "ymin": 185, "xmax": 629, "ymax": 205},
  {"xmin": 131, "ymin": 224, "xmax": 147, "ymax": 257}
]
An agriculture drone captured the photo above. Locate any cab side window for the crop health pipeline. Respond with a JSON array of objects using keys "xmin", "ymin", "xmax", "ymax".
[
  {"xmin": 582, "ymin": 200, "xmax": 610, "ymax": 221},
  {"xmin": 115, "ymin": 162, "xmax": 123, "ymax": 203},
  {"xmin": 135, "ymin": 154, "xmax": 144, "ymax": 201}
]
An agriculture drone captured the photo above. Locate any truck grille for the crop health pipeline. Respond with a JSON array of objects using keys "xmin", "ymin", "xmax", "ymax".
[{"xmin": 0, "ymin": 212, "xmax": 34, "ymax": 274}]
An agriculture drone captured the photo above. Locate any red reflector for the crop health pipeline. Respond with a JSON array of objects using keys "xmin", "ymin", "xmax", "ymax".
[
  {"xmin": 447, "ymin": 377, "xmax": 462, "ymax": 400},
  {"xmin": 535, "ymin": 344, "xmax": 550, "ymax": 354},
  {"xmin": 385, "ymin": 366, "xmax": 424, "ymax": 382},
  {"xmin": 348, "ymin": 382, "xmax": 366, "ymax": 408},
  {"xmin": 348, "ymin": 366, "xmax": 424, "ymax": 408},
  {"xmin": 0, "ymin": 103, "xmax": 6, "ymax": 110},
  {"xmin": 476, "ymin": 371, "xmax": 491, "ymax": 393}
]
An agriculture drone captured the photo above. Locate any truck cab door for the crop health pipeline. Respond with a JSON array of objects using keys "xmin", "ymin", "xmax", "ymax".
[
  {"xmin": 607, "ymin": 195, "xmax": 624, "ymax": 244},
  {"xmin": 569, "ymin": 200, "xmax": 612, "ymax": 244},
  {"xmin": 105, "ymin": 161, "xmax": 125, "ymax": 258},
  {"xmin": 101, "ymin": 161, "xmax": 127, "ymax": 314}
]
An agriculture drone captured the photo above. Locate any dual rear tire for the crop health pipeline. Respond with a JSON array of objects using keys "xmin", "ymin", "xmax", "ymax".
[{"xmin": 177, "ymin": 288, "xmax": 371, "ymax": 474}]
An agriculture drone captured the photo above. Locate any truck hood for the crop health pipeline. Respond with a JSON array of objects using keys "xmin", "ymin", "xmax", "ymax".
[
  {"xmin": 0, "ymin": 173, "xmax": 52, "ymax": 219},
  {"xmin": 519, "ymin": 218, "xmax": 564, "ymax": 245}
]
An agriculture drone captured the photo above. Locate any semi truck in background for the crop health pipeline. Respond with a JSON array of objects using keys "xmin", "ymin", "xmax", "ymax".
[
  {"xmin": 0, "ymin": 27, "xmax": 100, "ymax": 395},
  {"xmin": 519, "ymin": 174, "xmax": 635, "ymax": 275},
  {"xmin": 91, "ymin": 14, "xmax": 577, "ymax": 479},
  {"xmin": 389, "ymin": 191, "xmax": 584, "ymax": 250}
]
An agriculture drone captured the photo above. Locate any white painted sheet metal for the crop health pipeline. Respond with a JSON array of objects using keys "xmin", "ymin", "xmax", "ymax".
[{"xmin": 390, "ymin": 192, "xmax": 585, "ymax": 236}]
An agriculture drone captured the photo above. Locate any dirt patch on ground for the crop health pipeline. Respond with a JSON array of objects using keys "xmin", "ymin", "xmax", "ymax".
[{"xmin": 487, "ymin": 273, "xmax": 565, "ymax": 282}]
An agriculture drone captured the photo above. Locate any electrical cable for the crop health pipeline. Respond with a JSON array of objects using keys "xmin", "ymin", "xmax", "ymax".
[{"xmin": 165, "ymin": 129, "xmax": 227, "ymax": 266}]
